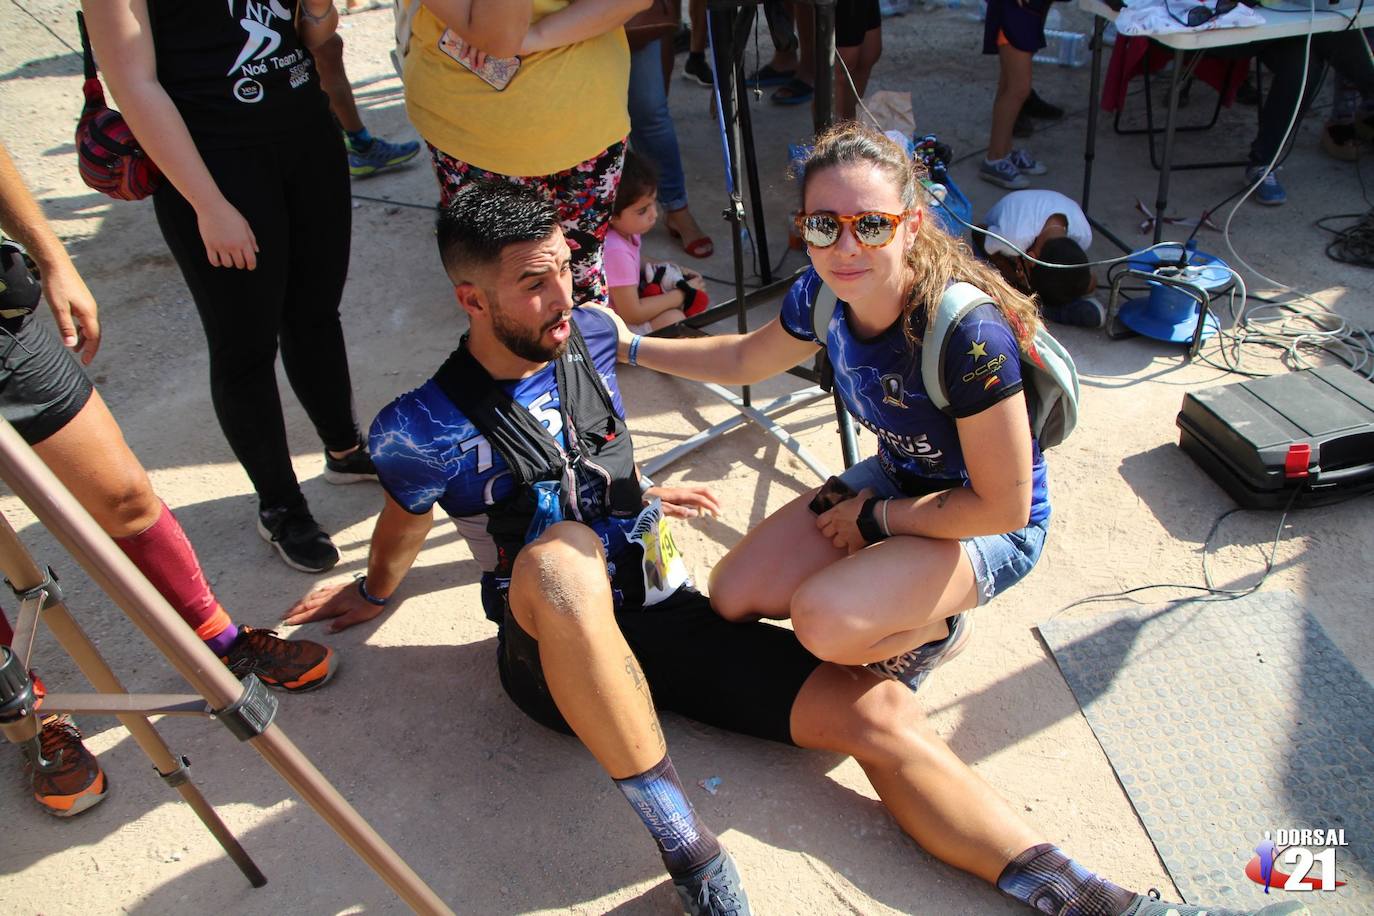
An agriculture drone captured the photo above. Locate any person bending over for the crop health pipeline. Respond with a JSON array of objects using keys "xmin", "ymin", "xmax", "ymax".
[
  {"xmin": 285, "ymin": 177, "xmax": 1302, "ymax": 916},
  {"xmin": 0, "ymin": 139, "xmax": 335, "ymax": 817},
  {"xmin": 973, "ymin": 189, "xmax": 1102, "ymax": 329}
]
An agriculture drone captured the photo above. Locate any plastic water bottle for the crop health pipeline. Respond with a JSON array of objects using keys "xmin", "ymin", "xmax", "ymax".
[
  {"xmin": 1034, "ymin": 29, "xmax": 1088, "ymax": 68},
  {"xmin": 1044, "ymin": 6, "xmax": 1063, "ymax": 29}
]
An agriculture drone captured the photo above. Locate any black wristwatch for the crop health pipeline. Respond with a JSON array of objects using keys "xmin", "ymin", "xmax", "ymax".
[{"xmin": 856, "ymin": 497, "xmax": 888, "ymax": 545}]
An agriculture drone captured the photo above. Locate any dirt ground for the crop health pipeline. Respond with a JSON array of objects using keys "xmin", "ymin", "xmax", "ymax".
[{"xmin": 1, "ymin": 2, "xmax": 1371, "ymax": 914}]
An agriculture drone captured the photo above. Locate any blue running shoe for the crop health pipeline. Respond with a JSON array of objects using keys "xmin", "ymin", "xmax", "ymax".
[
  {"xmin": 1044, "ymin": 295, "xmax": 1106, "ymax": 329},
  {"xmin": 347, "ymin": 134, "xmax": 421, "ymax": 178},
  {"xmin": 1244, "ymin": 164, "xmax": 1287, "ymax": 206},
  {"xmin": 673, "ymin": 851, "xmax": 752, "ymax": 916},
  {"xmin": 979, "ymin": 156, "xmax": 1029, "ymax": 190},
  {"xmin": 865, "ymin": 613, "xmax": 973, "ymax": 692},
  {"xmin": 1008, "ymin": 147, "xmax": 1048, "ymax": 176}
]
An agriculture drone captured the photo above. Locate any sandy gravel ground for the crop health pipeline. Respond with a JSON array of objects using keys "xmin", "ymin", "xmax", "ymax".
[{"xmin": 1, "ymin": 3, "xmax": 1371, "ymax": 914}]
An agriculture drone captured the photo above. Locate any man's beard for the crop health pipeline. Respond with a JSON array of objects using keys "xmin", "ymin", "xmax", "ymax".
[{"xmin": 491, "ymin": 304, "xmax": 569, "ymax": 363}]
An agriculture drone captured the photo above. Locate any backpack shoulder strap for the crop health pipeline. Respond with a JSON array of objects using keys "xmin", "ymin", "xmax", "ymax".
[
  {"xmin": 432, "ymin": 340, "xmax": 564, "ymax": 489},
  {"xmin": 811, "ymin": 282, "xmax": 838, "ymax": 346},
  {"xmin": 922, "ymin": 281, "xmax": 996, "ymax": 415}
]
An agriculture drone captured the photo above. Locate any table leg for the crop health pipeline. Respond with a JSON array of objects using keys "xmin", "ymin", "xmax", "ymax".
[
  {"xmin": 1082, "ymin": 15, "xmax": 1106, "ymax": 214},
  {"xmin": 1154, "ymin": 48, "xmax": 1185, "ymax": 245}
]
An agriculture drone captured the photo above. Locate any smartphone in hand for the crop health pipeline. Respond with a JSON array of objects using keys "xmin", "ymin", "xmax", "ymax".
[
  {"xmin": 438, "ymin": 30, "xmax": 521, "ymax": 91},
  {"xmin": 808, "ymin": 476, "xmax": 858, "ymax": 516}
]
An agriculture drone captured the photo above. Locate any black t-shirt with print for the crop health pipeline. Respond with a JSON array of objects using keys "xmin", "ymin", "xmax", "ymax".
[{"xmin": 151, "ymin": 0, "xmax": 328, "ymax": 149}]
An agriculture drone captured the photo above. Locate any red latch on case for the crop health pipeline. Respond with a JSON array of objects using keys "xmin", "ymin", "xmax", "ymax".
[{"xmin": 1284, "ymin": 443, "xmax": 1310, "ymax": 478}]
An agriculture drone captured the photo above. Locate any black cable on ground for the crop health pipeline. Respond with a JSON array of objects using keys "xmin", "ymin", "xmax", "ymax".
[{"xmin": 1317, "ymin": 209, "xmax": 1374, "ymax": 267}]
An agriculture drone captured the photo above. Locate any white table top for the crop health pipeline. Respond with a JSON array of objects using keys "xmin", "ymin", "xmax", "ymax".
[{"xmin": 1078, "ymin": 0, "xmax": 1374, "ymax": 48}]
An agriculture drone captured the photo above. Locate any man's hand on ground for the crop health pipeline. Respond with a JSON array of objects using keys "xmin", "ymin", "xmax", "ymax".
[
  {"xmin": 283, "ymin": 580, "xmax": 386, "ymax": 633},
  {"xmin": 647, "ymin": 484, "xmax": 721, "ymax": 519}
]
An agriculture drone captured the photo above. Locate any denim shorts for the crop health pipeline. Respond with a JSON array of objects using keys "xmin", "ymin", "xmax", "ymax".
[{"xmin": 837, "ymin": 456, "xmax": 1049, "ymax": 606}]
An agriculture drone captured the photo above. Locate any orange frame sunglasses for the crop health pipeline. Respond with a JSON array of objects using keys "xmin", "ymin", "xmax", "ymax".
[{"xmin": 794, "ymin": 210, "xmax": 920, "ymax": 249}]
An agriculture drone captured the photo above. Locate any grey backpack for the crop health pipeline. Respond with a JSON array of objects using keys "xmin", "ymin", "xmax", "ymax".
[{"xmin": 811, "ymin": 281, "xmax": 1080, "ymax": 448}]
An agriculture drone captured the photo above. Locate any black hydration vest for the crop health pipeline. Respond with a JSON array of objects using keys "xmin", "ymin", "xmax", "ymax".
[{"xmin": 433, "ymin": 322, "xmax": 642, "ymax": 585}]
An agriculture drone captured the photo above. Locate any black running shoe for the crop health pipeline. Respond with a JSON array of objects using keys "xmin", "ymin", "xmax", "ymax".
[
  {"xmin": 257, "ymin": 503, "xmax": 339, "ymax": 573},
  {"xmin": 1022, "ymin": 89, "xmax": 1064, "ymax": 121},
  {"xmin": 684, "ymin": 53, "xmax": 714, "ymax": 87},
  {"xmin": 323, "ymin": 441, "xmax": 377, "ymax": 485}
]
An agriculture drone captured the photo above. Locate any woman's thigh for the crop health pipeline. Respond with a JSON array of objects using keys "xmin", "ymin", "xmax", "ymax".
[{"xmin": 708, "ymin": 487, "xmax": 847, "ymax": 621}]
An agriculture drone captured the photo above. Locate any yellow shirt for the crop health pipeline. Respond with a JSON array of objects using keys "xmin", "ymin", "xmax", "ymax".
[{"xmin": 404, "ymin": 1, "xmax": 630, "ymax": 177}]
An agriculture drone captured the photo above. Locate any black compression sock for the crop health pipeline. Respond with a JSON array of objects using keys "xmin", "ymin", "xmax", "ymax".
[
  {"xmin": 614, "ymin": 755, "xmax": 721, "ymax": 878},
  {"xmin": 997, "ymin": 844, "xmax": 1137, "ymax": 916}
]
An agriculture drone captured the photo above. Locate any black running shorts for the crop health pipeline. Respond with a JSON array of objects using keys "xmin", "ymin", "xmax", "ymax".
[
  {"xmin": 497, "ymin": 586, "xmax": 823, "ymax": 746},
  {"xmin": 0, "ymin": 314, "xmax": 93, "ymax": 446},
  {"xmin": 835, "ymin": 0, "xmax": 882, "ymax": 48}
]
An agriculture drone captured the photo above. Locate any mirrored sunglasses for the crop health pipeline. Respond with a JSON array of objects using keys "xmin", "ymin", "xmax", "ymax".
[{"xmin": 795, "ymin": 210, "xmax": 916, "ymax": 249}]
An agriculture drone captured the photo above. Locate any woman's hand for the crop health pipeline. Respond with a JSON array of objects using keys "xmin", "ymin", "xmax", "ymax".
[
  {"xmin": 647, "ymin": 484, "xmax": 722, "ymax": 519},
  {"xmin": 195, "ymin": 198, "xmax": 259, "ymax": 270},
  {"xmin": 816, "ymin": 488, "xmax": 874, "ymax": 554},
  {"xmin": 283, "ymin": 581, "xmax": 386, "ymax": 633},
  {"xmin": 42, "ymin": 261, "xmax": 102, "ymax": 364}
]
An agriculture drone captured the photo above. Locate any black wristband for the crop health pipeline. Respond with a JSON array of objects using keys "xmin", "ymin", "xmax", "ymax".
[
  {"xmin": 356, "ymin": 575, "xmax": 389, "ymax": 607},
  {"xmin": 856, "ymin": 497, "xmax": 888, "ymax": 544}
]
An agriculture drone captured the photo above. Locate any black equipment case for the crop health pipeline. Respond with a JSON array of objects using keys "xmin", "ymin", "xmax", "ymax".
[{"xmin": 1177, "ymin": 366, "xmax": 1374, "ymax": 508}]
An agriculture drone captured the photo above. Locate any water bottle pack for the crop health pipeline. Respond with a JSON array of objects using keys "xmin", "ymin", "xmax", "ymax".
[{"xmin": 1034, "ymin": 29, "xmax": 1089, "ymax": 68}]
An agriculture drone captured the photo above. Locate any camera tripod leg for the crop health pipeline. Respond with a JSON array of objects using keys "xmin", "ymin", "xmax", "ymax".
[
  {"xmin": 0, "ymin": 419, "xmax": 451, "ymax": 913},
  {"xmin": 0, "ymin": 518, "xmax": 268, "ymax": 887}
]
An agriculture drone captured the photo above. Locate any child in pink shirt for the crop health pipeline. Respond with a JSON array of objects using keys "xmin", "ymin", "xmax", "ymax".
[{"xmin": 604, "ymin": 152, "xmax": 709, "ymax": 334}]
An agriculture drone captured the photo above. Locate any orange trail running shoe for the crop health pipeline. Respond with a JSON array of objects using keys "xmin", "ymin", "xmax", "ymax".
[
  {"xmin": 221, "ymin": 626, "xmax": 337, "ymax": 692},
  {"xmin": 28, "ymin": 714, "xmax": 109, "ymax": 817}
]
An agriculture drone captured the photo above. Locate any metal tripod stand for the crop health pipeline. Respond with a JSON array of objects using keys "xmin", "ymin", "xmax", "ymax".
[{"xmin": 0, "ymin": 418, "xmax": 452, "ymax": 914}]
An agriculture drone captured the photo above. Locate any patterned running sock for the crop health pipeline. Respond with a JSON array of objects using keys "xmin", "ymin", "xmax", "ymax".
[
  {"xmin": 997, "ymin": 844, "xmax": 1137, "ymax": 916},
  {"xmin": 345, "ymin": 127, "xmax": 374, "ymax": 150},
  {"xmin": 614, "ymin": 755, "xmax": 722, "ymax": 879},
  {"xmin": 114, "ymin": 502, "xmax": 238, "ymax": 649}
]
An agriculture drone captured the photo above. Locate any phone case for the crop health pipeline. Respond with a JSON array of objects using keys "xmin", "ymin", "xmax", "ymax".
[
  {"xmin": 808, "ymin": 476, "xmax": 858, "ymax": 515},
  {"xmin": 438, "ymin": 30, "xmax": 520, "ymax": 91}
]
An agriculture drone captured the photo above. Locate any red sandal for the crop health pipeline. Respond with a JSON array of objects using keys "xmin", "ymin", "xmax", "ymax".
[{"xmin": 666, "ymin": 211, "xmax": 714, "ymax": 259}]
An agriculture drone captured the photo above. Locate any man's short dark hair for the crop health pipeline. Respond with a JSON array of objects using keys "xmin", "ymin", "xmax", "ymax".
[
  {"xmin": 436, "ymin": 181, "xmax": 559, "ymax": 283},
  {"xmin": 1028, "ymin": 237, "xmax": 1091, "ymax": 310}
]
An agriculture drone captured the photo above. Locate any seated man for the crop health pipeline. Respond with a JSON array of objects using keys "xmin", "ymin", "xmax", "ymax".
[
  {"xmin": 1218, "ymin": 28, "xmax": 1374, "ymax": 205},
  {"xmin": 286, "ymin": 181, "xmax": 1305, "ymax": 916},
  {"xmin": 973, "ymin": 189, "xmax": 1103, "ymax": 329}
]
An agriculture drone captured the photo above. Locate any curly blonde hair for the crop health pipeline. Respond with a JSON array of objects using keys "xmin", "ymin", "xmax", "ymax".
[{"xmin": 800, "ymin": 123, "xmax": 1042, "ymax": 351}]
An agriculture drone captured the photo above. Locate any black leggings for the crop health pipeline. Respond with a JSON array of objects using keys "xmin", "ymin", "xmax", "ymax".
[{"xmin": 153, "ymin": 114, "xmax": 359, "ymax": 511}]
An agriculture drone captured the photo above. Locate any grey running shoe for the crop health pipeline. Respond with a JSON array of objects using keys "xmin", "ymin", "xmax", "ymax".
[
  {"xmin": 673, "ymin": 851, "xmax": 751, "ymax": 916},
  {"xmin": 980, "ymin": 156, "xmax": 1029, "ymax": 190},
  {"xmin": 865, "ymin": 613, "xmax": 973, "ymax": 692},
  {"xmin": 1122, "ymin": 888, "xmax": 1310, "ymax": 916}
]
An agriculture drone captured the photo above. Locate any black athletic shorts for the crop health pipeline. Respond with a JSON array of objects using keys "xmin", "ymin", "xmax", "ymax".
[
  {"xmin": 497, "ymin": 585, "xmax": 823, "ymax": 746},
  {"xmin": 0, "ymin": 314, "xmax": 93, "ymax": 446},
  {"xmin": 835, "ymin": 0, "xmax": 881, "ymax": 48},
  {"xmin": 983, "ymin": 0, "xmax": 1050, "ymax": 55}
]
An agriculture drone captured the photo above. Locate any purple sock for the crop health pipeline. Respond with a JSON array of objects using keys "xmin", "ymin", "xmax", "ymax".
[{"xmin": 204, "ymin": 624, "xmax": 240, "ymax": 657}]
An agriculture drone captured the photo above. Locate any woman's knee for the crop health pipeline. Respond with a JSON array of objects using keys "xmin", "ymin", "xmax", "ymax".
[
  {"xmin": 790, "ymin": 577, "xmax": 869, "ymax": 662},
  {"xmin": 706, "ymin": 552, "xmax": 763, "ymax": 622}
]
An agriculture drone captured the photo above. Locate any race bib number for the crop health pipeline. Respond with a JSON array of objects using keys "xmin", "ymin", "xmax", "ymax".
[{"xmin": 629, "ymin": 499, "xmax": 688, "ymax": 606}]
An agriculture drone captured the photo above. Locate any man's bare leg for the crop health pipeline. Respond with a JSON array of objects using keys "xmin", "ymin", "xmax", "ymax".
[{"xmin": 507, "ymin": 522, "xmax": 748, "ymax": 912}]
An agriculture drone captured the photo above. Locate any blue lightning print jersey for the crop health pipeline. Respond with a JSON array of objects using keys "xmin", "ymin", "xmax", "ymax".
[
  {"xmin": 368, "ymin": 308, "xmax": 642, "ymax": 578},
  {"xmin": 781, "ymin": 268, "xmax": 1050, "ymax": 524}
]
